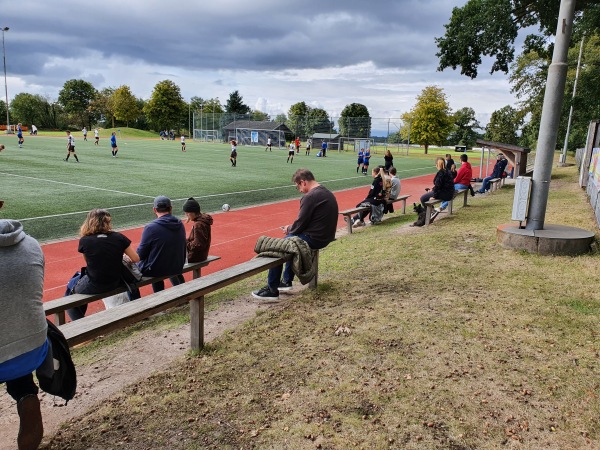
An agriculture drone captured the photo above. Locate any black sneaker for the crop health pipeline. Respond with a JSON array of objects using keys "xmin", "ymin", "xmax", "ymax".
[
  {"xmin": 251, "ymin": 286, "xmax": 279, "ymax": 299},
  {"xmin": 278, "ymin": 280, "xmax": 293, "ymax": 291}
]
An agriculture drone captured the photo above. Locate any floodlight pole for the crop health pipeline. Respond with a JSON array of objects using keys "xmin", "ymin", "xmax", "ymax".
[
  {"xmin": 526, "ymin": 0, "xmax": 575, "ymax": 230},
  {"xmin": 559, "ymin": 35, "xmax": 585, "ymax": 164},
  {"xmin": 1, "ymin": 27, "xmax": 9, "ymax": 134}
]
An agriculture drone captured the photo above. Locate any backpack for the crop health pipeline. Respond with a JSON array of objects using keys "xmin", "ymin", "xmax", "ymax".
[{"xmin": 37, "ymin": 320, "xmax": 77, "ymax": 404}]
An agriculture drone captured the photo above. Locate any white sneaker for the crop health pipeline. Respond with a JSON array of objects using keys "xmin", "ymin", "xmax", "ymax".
[{"xmin": 352, "ymin": 220, "xmax": 365, "ymax": 228}]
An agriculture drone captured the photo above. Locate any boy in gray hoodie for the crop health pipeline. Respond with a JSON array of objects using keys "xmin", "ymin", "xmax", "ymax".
[{"xmin": 0, "ymin": 219, "xmax": 48, "ymax": 449}]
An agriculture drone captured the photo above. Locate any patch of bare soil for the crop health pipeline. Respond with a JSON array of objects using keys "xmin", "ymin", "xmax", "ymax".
[{"xmin": 0, "ymin": 296, "xmax": 284, "ymax": 449}]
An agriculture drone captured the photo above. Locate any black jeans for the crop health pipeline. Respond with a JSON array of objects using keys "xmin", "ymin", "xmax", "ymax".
[{"xmin": 67, "ymin": 275, "xmax": 121, "ymax": 321}]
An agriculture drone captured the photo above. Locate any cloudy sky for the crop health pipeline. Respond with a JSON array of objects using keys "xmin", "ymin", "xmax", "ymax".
[{"xmin": 2, "ymin": 0, "xmax": 519, "ymax": 129}]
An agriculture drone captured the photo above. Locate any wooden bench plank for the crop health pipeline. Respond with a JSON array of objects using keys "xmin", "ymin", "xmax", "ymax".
[
  {"xmin": 45, "ymin": 256, "xmax": 220, "ymax": 324},
  {"xmin": 60, "ymin": 256, "xmax": 287, "ymax": 347},
  {"xmin": 339, "ymin": 194, "xmax": 411, "ymax": 234},
  {"xmin": 424, "ymin": 189, "xmax": 468, "ymax": 225}
]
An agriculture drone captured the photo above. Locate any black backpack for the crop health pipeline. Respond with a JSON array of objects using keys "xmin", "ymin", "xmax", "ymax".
[{"xmin": 37, "ymin": 320, "xmax": 77, "ymax": 404}]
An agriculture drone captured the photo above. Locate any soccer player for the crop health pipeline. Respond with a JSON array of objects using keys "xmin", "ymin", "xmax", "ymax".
[
  {"xmin": 362, "ymin": 148, "xmax": 371, "ymax": 174},
  {"xmin": 321, "ymin": 140, "xmax": 327, "ymax": 157},
  {"xmin": 266, "ymin": 136, "xmax": 272, "ymax": 151},
  {"xmin": 181, "ymin": 135, "xmax": 186, "ymax": 152},
  {"xmin": 230, "ymin": 139, "xmax": 237, "ymax": 166},
  {"xmin": 287, "ymin": 142, "xmax": 295, "ymax": 163},
  {"xmin": 110, "ymin": 132, "xmax": 118, "ymax": 157},
  {"xmin": 306, "ymin": 138, "xmax": 312, "ymax": 156},
  {"xmin": 17, "ymin": 123, "xmax": 23, "ymax": 148},
  {"xmin": 82, "ymin": 127, "xmax": 88, "ymax": 141},
  {"xmin": 295, "ymin": 137, "xmax": 300, "ymax": 154},
  {"xmin": 356, "ymin": 148, "xmax": 364, "ymax": 173},
  {"xmin": 94, "ymin": 128, "xmax": 99, "ymax": 145},
  {"xmin": 64, "ymin": 131, "xmax": 79, "ymax": 162}
]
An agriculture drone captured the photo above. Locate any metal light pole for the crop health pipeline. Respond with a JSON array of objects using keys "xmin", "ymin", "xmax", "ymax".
[
  {"xmin": 1, "ymin": 27, "xmax": 9, "ymax": 134},
  {"xmin": 526, "ymin": 0, "xmax": 576, "ymax": 230}
]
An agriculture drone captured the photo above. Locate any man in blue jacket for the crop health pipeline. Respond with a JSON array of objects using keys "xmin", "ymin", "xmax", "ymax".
[
  {"xmin": 137, "ymin": 196, "xmax": 186, "ymax": 292},
  {"xmin": 476, "ymin": 154, "xmax": 508, "ymax": 194}
]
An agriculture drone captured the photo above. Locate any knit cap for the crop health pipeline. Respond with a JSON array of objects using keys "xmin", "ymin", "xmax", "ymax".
[{"xmin": 182, "ymin": 197, "xmax": 200, "ymax": 213}]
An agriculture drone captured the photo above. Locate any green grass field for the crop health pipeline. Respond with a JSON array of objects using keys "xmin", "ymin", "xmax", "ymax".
[{"xmin": 0, "ymin": 133, "xmax": 440, "ymax": 242}]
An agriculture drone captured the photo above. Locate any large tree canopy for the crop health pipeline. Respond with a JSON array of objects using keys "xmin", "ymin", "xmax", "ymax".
[
  {"xmin": 402, "ymin": 86, "xmax": 453, "ymax": 154},
  {"xmin": 58, "ymin": 79, "xmax": 98, "ymax": 128},
  {"xmin": 143, "ymin": 80, "xmax": 186, "ymax": 131},
  {"xmin": 339, "ymin": 103, "xmax": 371, "ymax": 138},
  {"xmin": 225, "ymin": 90, "xmax": 251, "ymax": 115},
  {"xmin": 436, "ymin": 0, "xmax": 598, "ymax": 79}
]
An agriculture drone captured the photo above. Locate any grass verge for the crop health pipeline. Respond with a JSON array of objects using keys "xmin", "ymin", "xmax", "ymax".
[{"xmin": 42, "ymin": 164, "xmax": 599, "ymax": 450}]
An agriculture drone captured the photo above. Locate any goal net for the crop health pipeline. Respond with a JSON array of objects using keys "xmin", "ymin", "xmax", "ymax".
[{"xmin": 193, "ymin": 129, "xmax": 221, "ymax": 142}]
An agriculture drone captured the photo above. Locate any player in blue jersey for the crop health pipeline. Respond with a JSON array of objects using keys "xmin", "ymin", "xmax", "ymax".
[
  {"xmin": 356, "ymin": 148, "xmax": 364, "ymax": 173},
  {"xmin": 362, "ymin": 148, "xmax": 371, "ymax": 174}
]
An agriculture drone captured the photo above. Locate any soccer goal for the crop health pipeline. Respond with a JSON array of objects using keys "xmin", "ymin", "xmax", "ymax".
[{"xmin": 193, "ymin": 129, "xmax": 220, "ymax": 142}]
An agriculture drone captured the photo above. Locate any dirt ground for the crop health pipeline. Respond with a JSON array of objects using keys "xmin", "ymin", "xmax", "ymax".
[{"xmin": 0, "ymin": 295, "xmax": 286, "ymax": 449}]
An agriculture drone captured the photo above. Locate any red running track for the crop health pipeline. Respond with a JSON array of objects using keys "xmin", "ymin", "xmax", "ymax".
[{"xmin": 40, "ymin": 169, "xmax": 474, "ymax": 315}]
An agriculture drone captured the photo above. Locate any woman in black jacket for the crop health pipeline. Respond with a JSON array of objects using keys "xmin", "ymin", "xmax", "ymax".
[
  {"xmin": 350, "ymin": 166, "xmax": 386, "ymax": 227},
  {"xmin": 420, "ymin": 158, "xmax": 455, "ymax": 209}
]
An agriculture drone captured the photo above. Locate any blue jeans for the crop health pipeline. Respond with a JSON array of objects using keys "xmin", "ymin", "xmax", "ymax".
[
  {"xmin": 478, "ymin": 176, "xmax": 494, "ymax": 193},
  {"xmin": 441, "ymin": 184, "xmax": 468, "ymax": 209},
  {"xmin": 266, "ymin": 233, "xmax": 319, "ymax": 291}
]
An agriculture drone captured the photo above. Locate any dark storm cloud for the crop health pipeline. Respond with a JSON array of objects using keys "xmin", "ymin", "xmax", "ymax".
[{"xmin": 3, "ymin": 0, "xmax": 456, "ymax": 77}]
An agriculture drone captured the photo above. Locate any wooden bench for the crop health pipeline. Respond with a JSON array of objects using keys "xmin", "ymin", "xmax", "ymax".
[
  {"xmin": 58, "ymin": 253, "xmax": 315, "ymax": 350},
  {"xmin": 424, "ymin": 189, "xmax": 468, "ymax": 225},
  {"xmin": 339, "ymin": 194, "xmax": 411, "ymax": 234},
  {"xmin": 44, "ymin": 256, "xmax": 220, "ymax": 325},
  {"xmin": 489, "ymin": 178, "xmax": 502, "ymax": 192}
]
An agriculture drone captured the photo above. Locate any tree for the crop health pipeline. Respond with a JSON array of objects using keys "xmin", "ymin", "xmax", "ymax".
[
  {"xmin": 307, "ymin": 108, "xmax": 333, "ymax": 135},
  {"xmin": 91, "ymin": 88, "xmax": 116, "ymax": 128},
  {"xmin": 402, "ymin": 86, "xmax": 453, "ymax": 154},
  {"xmin": 225, "ymin": 90, "xmax": 250, "ymax": 115},
  {"xmin": 251, "ymin": 110, "xmax": 270, "ymax": 121},
  {"xmin": 484, "ymin": 105, "xmax": 523, "ymax": 144},
  {"xmin": 143, "ymin": 80, "xmax": 186, "ymax": 132},
  {"xmin": 58, "ymin": 79, "xmax": 98, "ymax": 128},
  {"xmin": 287, "ymin": 102, "xmax": 310, "ymax": 137},
  {"xmin": 111, "ymin": 86, "xmax": 140, "ymax": 127},
  {"xmin": 339, "ymin": 103, "xmax": 371, "ymax": 138},
  {"xmin": 275, "ymin": 113, "xmax": 287, "ymax": 123},
  {"xmin": 447, "ymin": 107, "xmax": 482, "ymax": 148},
  {"xmin": 436, "ymin": 0, "xmax": 598, "ymax": 79},
  {"xmin": 10, "ymin": 93, "xmax": 48, "ymax": 126}
]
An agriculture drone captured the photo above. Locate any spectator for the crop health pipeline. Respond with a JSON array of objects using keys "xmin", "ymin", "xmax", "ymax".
[
  {"xmin": 420, "ymin": 158, "xmax": 455, "ymax": 221},
  {"xmin": 349, "ymin": 166, "xmax": 386, "ymax": 228},
  {"xmin": 384, "ymin": 149, "xmax": 394, "ymax": 170},
  {"xmin": 385, "ymin": 166, "xmax": 401, "ymax": 213},
  {"xmin": 445, "ymin": 153, "xmax": 455, "ymax": 171},
  {"xmin": 476, "ymin": 154, "xmax": 508, "ymax": 193},
  {"xmin": 66, "ymin": 209, "xmax": 140, "ymax": 321},
  {"xmin": 182, "ymin": 197, "xmax": 213, "ymax": 263},
  {"xmin": 436, "ymin": 153, "xmax": 473, "ymax": 213},
  {"xmin": 137, "ymin": 196, "xmax": 186, "ymax": 293},
  {"xmin": 0, "ymin": 219, "xmax": 51, "ymax": 450},
  {"xmin": 251, "ymin": 169, "xmax": 338, "ymax": 299}
]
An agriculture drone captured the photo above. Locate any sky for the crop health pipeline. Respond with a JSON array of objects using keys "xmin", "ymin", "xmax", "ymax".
[{"xmin": 2, "ymin": 0, "xmax": 520, "ymax": 131}]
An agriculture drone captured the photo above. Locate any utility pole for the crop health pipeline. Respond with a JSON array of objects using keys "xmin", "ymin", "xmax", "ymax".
[{"xmin": 526, "ymin": 0, "xmax": 576, "ymax": 230}]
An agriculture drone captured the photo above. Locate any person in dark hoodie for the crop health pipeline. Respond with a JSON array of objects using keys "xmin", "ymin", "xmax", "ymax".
[
  {"xmin": 0, "ymin": 218, "xmax": 53, "ymax": 450},
  {"xmin": 137, "ymin": 196, "xmax": 186, "ymax": 292},
  {"xmin": 182, "ymin": 197, "xmax": 213, "ymax": 263}
]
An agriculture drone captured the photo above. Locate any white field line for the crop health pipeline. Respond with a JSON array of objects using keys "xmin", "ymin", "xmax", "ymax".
[{"xmin": 11, "ymin": 166, "xmax": 433, "ymax": 222}]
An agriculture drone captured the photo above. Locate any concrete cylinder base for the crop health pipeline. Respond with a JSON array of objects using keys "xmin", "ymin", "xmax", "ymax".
[{"xmin": 497, "ymin": 223, "xmax": 595, "ymax": 256}]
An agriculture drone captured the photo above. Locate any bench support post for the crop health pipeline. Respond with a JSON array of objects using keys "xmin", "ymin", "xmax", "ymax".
[
  {"xmin": 309, "ymin": 251, "xmax": 319, "ymax": 289},
  {"xmin": 462, "ymin": 189, "xmax": 468, "ymax": 207},
  {"xmin": 190, "ymin": 296, "xmax": 205, "ymax": 350},
  {"xmin": 54, "ymin": 311, "xmax": 66, "ymax": 326}
]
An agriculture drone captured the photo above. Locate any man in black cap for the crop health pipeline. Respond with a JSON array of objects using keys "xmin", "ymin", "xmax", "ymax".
[
  {"xmin": 136, "ymin": 196, "xmax": 186, "ymax": 292},
  {"xmin": 476, "ymin": 154, "xmax": 508, "ymax": 194}
]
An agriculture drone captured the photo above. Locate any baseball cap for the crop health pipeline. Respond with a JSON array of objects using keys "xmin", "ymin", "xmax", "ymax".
[{"xmin": 153, "ymin": 196, "xmax": 172, "ymax": 210}]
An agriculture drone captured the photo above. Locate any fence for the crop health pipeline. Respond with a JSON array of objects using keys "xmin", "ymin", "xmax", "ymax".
[{"xmin": 192, "ymin": 113, "xmax": 411, "ymax": 150}]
